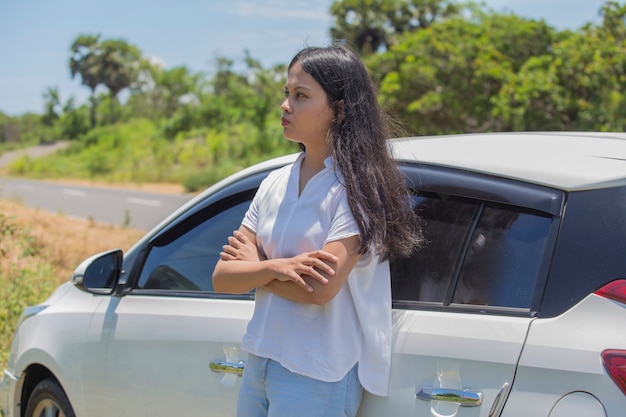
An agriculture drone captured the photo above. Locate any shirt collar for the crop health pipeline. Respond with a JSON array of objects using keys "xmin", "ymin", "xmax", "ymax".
[{"xmin": 295, "ymin": 152, "xmax": 335, "ymax": 170}]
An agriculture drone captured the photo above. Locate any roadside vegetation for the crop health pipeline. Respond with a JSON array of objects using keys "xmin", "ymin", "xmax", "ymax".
[
  {"xmin": 0, "ymin": 200, "xmax": 144, "ymax": 376},
  {"xmin": 1, "ymin": 0, "xmax": 626, "ymax": 393}
]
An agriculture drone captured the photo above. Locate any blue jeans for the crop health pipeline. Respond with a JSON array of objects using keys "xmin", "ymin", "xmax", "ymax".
[{"xmin": 237, "ymin": 354, "xmax": 363, "ymax": 417}]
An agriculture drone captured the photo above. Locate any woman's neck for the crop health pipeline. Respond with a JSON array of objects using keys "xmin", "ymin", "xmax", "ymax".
[
  {"xmin": 299, "ymin": 148, "xmax": 329, "ymax": 195},
  {"xmin": 301, "ymin": 143, "xmax": 329, "ymax": 170}
]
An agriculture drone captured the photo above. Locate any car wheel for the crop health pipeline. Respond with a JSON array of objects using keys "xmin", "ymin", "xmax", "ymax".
[{"xmin": 25, "ymin": 378, "xmax": 76, "ymax": 417}]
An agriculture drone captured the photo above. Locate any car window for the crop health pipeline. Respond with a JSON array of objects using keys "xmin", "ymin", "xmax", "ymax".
[
  {"xmin": 391, "ymin": 192, "xmax": 552, "ymax": 310},
  {"xmin": 136, "ymin": 200, "xmax": 250, "ymax": 291}
]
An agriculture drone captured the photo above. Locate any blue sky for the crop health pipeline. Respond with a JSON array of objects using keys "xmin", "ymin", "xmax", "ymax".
[{"xmin": 0, "ymin": 0, "xmax": 608, "ymax": 116}]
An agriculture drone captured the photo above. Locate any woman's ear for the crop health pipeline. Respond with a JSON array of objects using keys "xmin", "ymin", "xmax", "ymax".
[{"xmin": 335, "ymin": 100, "xmax": 345, "ymax": 124}]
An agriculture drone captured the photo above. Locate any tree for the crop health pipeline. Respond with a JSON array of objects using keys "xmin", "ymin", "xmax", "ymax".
[
  {"xmin": 329, "ymin": 0, "xmax": 462, "ymax": 54},
  {"xmin": 70, "ymin": 35, "xmax": 143, "ymax": 126},
  {"xmin": 124, "ymin": 59, "xmax": 207, "ymax": 134},
  {"xmin": 99, "ymin": 39, "xmax": 142, "ymax": 123},
  {"xmin": 59, "ymin": 98, "xmax": 91, "ymax": 139},
  {"xmin": 42, "ymin": 87, "xmax": 61, "ymax": 127},
  {"xmin": 208, "ymin": 53, "xmax": 285, "ymax": 133},
  {"xmin": 153, "ymin": 65, "xmax": 203, "ymax": 118},
  {"xmin": 368, "ymin": 12, "xmax": 554, "ymax": 135},
  {"xmin": 493, "ymin": 1, "xmax": 626, "ymax": 132},
  {"xmin": 158, "ymin": 52, "xmax": 287, "ymax": 141},
  {"xmin": 69, "ymin": 34, "xmax": 102, "ymax": 128},
  {"xmin": 241, "ymin": 52, "xmax": 286, "ymax": 138},
  {"xmin": 0, "ymin": 112, "xmax": 19, "ymax": 143},
  {"xmin": 601, "ymin": 0, "xmax": 626, "ymax": 40}
]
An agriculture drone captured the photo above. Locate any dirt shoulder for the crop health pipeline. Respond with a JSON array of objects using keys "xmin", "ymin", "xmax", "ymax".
[{"xmin": 42, "ymin": 178, "xmax": 189, "ymax": 195}]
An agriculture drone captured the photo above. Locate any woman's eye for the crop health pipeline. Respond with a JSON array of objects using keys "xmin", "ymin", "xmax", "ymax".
[{"xmin": 283, "ymin": 90, "xmax": 306, "ymax": 99}]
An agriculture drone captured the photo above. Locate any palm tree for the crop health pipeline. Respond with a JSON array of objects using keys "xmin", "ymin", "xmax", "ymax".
[
  {"xmin": 329, "ymin": 0, "xmax": 462, "ymax": 54},
  {"xmin": 69, "ymin": 34, "xmax": 102, "ymax": 128}
]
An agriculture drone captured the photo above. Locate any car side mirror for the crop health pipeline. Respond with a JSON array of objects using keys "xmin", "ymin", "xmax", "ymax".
[{"xmin": 71, "ymin": 249, "xmax": 123, "ymax": 295}]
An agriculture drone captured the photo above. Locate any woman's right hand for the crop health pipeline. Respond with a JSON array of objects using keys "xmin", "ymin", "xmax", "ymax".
[{"xmin": 270, "ymin": 250, "xmax": 337, "ymax": 292}]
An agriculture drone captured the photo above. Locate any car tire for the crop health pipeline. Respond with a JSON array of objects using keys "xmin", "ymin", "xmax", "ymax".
[{"xmin": 25, "ymin": 378, "xmax": 76, "ymax": 417}]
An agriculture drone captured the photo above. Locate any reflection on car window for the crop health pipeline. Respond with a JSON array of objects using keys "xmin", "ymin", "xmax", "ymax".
[
  {"xmin": 392, "ymin": 195, "xmax": 477, "ymax": 303},
  {"xmin": 391, "ymin": 192, "xmax": 552, "ymax": 310},
  {"xmin": 137, "ymin": 201, "xmax": 250, "ymax": 291}
]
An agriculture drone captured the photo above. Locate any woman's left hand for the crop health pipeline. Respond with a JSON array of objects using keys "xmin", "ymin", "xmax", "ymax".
[{"xmin": 220, "ymin": 230, "xmax": 265, "ymax": 262}]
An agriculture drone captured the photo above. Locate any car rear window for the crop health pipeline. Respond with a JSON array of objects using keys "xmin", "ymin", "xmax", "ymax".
[{"xmin": 391, "ymin": 192, "xmax": 553, "ymax": 313}]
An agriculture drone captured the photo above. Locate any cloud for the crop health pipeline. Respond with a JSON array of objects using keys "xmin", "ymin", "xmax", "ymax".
[
  {"xmin": 146, "ymin": 55, "xmax": 166, "ymax": 69},
  {"xmin": 231, "ymin": 0, "xmax": 328, "ymax": 20}
]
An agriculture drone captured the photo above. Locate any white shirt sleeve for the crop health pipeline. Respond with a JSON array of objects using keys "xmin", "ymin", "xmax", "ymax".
[{"xmin": 324, "ymin": 188, "xmax": 360, "ymax": 245}]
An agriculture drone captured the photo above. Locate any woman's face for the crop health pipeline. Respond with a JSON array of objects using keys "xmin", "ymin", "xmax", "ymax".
[{"xmin": 281, "ymin": 62, "xmax": 335, "ymax": 149}]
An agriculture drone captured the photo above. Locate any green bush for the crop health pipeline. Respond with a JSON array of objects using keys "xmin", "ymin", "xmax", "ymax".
[
  {"xmin": 0, "ymin": 214, "xmax": 57, "ymax": 378},
  {"xmin": 7, "ymin": 118, "xmax": 298, "ymax": 189}
]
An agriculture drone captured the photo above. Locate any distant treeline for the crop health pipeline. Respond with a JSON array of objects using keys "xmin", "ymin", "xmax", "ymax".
[{"xmin": 1, "ymin": 0, "xmax": 625, "ymax": 191}]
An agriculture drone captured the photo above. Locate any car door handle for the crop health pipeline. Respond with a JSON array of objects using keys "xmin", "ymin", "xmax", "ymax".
[
  {"xmin": 416, "ymin": 387, "xmax": 483, "ymax": 407},
  {"xmin": 210, "ymin": 359, "xmax": 245, "ymax": 376}
]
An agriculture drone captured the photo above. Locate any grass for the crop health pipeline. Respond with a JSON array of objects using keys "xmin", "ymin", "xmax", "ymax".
[{"xmin": 0, "ymin": 199, "xmax": 144, "ymax": 384}]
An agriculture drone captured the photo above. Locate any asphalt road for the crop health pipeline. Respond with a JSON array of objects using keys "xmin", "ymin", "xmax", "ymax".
[{"xmin": 0, "ymin": 178, "xmax": 193, "ymax": 231}]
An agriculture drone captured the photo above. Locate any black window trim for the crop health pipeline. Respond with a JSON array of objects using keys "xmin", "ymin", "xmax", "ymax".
[{"xmin": 399, "ymin": 162, "xmax": 565, "ymax": 216}]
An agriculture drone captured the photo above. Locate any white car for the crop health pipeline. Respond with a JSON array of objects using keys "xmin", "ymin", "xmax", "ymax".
[{"xmin": 2, "ymin": 132, "xmax": 626, "ymax": 417}]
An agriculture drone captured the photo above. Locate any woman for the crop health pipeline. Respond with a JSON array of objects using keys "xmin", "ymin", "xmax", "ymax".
[{"xmin": 212, "ymin": 44, "xmax": 421, "ymax": 417}]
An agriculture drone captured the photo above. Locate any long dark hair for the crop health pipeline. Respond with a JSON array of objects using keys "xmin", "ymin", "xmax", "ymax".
[{"xmin": 289, "ymin": 45, "xmax": 422, "ymax": 260}]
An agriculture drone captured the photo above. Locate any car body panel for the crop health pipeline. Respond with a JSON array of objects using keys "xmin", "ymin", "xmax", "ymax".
[
  {"xmin": 3, "ymin": 282, "xmax": 104, "ymax": 417},
  {"xmin": 83, "ymin": 295, "xmax": 254, "ymax": 417},
  {"xmin": 546, "ymin": 392, "xmax": 606, "ymax": 417},
  {"xmin": 502, "ymin": 294, "xmax": 626, "ymax": 417},
  {"xmin": 360, "ymin": 310, "xmax": 532, "ymax": 417},
  {"xmin": 391, "ymin": 133, "xmax": 626, "ymax": 190}
]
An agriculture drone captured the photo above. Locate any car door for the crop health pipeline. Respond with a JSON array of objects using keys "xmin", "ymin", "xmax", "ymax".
[
  {"xmin": 358, "ymin": 183, "xmax": 558, "ymax": 417},
  {"xmin": 84, "ymin": 195, "xmax": 256, "ymax": 417}
]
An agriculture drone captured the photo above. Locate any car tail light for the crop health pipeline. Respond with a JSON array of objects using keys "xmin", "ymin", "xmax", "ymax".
[
  {"xmin": 595, "ymin": 279, "xmax": 626, "ymax": 304},
  {"xmin": 597, "ymin": 282, "xmax": 626, "ymax": 395},
  {"xmin": 602, "ymin": 350, "xmax": 626, "ymax": 395}
]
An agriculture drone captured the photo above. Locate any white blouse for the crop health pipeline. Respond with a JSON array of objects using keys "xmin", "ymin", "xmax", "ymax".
[{"xmin": 240, "ymin": 152, "xmax": 392, "ymax": 396}]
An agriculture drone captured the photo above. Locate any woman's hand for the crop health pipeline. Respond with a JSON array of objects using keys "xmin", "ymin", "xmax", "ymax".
[
  {"xmin": 264, "ymin": 236, "xmax": 361, "ymax": 304},
  {"xmin": 270, "ymin": 250, "xmax": 337, "ymax": 292},
  {"xmin": 220, "ymin": 230, "xmax": 336, "ymax": 292},
  {"xmin": 220, "ymin": 230, "xmax": 264, "ymax": 262}
]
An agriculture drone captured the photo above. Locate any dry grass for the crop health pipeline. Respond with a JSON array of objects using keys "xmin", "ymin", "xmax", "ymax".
[
  {"xmin": 43, "ymin": 178, "xmax": 188, "ymax": 195},
  {"xmin": 0, "ymin": 200, "xmax": 145, "ymax": 393},
  {"xmin": 0, "ymin": 199, "xmax": 145, "ymax": 285}
]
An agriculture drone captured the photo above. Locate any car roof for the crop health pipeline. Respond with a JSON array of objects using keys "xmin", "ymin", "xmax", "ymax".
[
  {"xmin": 390, "ymin": 132, "xmax": 626, "ymax": 191},
  {"xmin": 205, "ymin": 132, "xmax": 626, "ymax": 201}
]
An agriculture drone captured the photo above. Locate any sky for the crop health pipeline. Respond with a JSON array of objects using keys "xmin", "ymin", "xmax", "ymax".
[{"xmin": 0, "ymin": 0, "xmax": 610, "ymax": 116}]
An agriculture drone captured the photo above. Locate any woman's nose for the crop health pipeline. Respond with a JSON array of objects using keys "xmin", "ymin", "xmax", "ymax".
[{"xmin": 281, "ymin": 98, "xmax": 291, "ymax": 113}]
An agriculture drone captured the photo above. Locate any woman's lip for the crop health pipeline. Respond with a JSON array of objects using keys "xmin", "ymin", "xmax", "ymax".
[{"xmin": 281, "ymin": 118, "xmax": 290, "ymax": 126}]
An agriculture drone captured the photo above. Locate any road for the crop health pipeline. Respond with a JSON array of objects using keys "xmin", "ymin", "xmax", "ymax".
[
  {"xmin": 0, "ymin": 178, "xmax": 193, "ymax": 231},
  {"xmin": 0, "ymin": 141, "xmax": 71, "ymax": 168}
]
